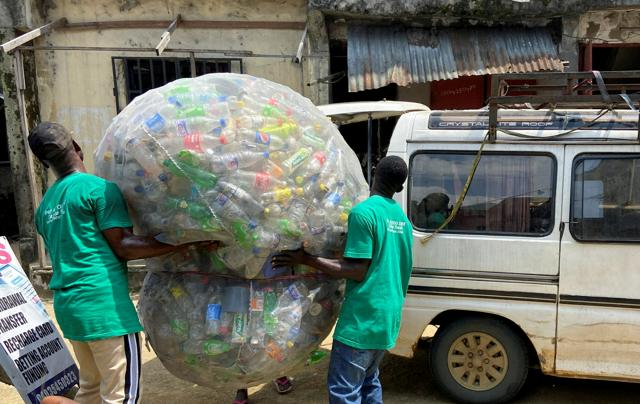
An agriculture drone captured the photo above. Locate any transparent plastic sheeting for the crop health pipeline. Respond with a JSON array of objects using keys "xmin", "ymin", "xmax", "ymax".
[
  {"xmin": 94, "ymin": 73, "xmax": 369, "ymax": 279},
  {"xmin": 138, "ymin": 272, "xmax": 343, "ymax": 388}
]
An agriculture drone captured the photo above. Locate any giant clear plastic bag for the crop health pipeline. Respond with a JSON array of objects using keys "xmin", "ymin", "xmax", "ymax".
[
  {"xmin": 139, "ymin": 270, "xmax": 343, "ymax": 388},
  {"xmin": 94, "ymin": 73, "xmax": 369, "ymax": 279}
]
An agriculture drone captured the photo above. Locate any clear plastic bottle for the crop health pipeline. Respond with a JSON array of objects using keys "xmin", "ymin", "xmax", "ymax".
[
  {"xmin": 216, "ymin": 245, "xmax": 253, "ymax": 270},
  {"xmin": 236, "ymin": 115, "xmax": 282, "ymax": 129},
  {"xmin": 236, "ymin": 129, "xmax": 287, "ymax": 150},
  {"xmin": 300, "ymin": 125, "xmax": 327, "ymax": 149},
  {"xmin": 323, "ymin": 181, "xmax": 346, "ymax": 209},
  {"xmin": 206, "ymin": 150, "xmax": 269, "ymax": 173},
  {"xmin": 128, "ymin": 138, "xmax": 165, "ymax": 179},
  {"xmin": 233, "ymin": 170, "xmax": 286, "ymax": 193},
  {"xmin": 214, "ymin": 180, "xmax": 264, "ymax": 217},
  {"xmin": 252, "ymin": 227, "xmax": 281, "ymax": 249}
]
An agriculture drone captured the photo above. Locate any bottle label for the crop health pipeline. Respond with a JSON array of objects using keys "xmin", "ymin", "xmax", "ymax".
[
  {"xmin": 250, "ymin": 291, "xmax": 264, "ymax": 312},
  {"xmin": 254, "ymin": 172, "xmax": 271, "ymax": 191},
  {"xmin": 207, "ymin": 304, "xmax": 222, "ymax": 321},
  {"xmin": 176, "ymin": 120, "xmax": 189, "ymax": 137},
  {"xmin": 255, "ymin": 131, "xmax": 271, "ymax": 145},
  {"xmin": 183, "ymin": 133, "xmax": 203, "ymax": 152},
  {"xmin": 176, "ymin": 105, "xmax": 205, "ymax": 119},
  {"xmin": 144, "ymin": 113, "xmax": 166, "ymax": 133},
  {"xmin": 287, "ymin": 284, "xmax": 303, "ymax": 300},
  {"xmin": 226, "ymin": 157, "xmax": 239, "ymax": 170},
  {"xmin": 283, "ymin": 149, "xmax": 311, "ymax": 171}
]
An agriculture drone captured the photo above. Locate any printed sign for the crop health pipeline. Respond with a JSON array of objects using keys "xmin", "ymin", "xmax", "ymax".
[{"xmin": 0, "ymin": 237, "xmax": 79, "ymax": 403}]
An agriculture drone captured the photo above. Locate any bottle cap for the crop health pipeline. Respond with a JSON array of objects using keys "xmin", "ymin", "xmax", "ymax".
[
  {"xmin": 339, "ymin": 212, "xmax": 349, "ymax": 223},
  {"xmin": 295, "ymin": 176, "xmax": 304, "ymax": 185},
  {"xmin": 103, "ymin": 151, "xmax": 113, "ymax": 161},
  {"xmin": 295, "ymin": 187, "xmax": 304, "ymax": 196},
  {"xmin": 309, "ymin": 303, "xmax": 322, "ymax": 316}
]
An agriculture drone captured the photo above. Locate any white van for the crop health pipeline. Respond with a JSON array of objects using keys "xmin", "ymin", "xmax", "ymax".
[{"xmin": 382, "ymin": 108, "xmax": 640, "ymax": 403}]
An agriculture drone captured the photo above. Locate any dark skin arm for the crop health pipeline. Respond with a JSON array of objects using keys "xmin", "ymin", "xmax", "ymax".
[
  {"xmin": 102, "ymin": 227, "xmax": 220, "ymax": 261},
  {"xmin": 272, "ymin": 249, "xmax": 371, "ymax": 282}
]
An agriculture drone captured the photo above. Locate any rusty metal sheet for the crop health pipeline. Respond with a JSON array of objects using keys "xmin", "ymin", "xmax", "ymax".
[{"xmin": 347, "ymin": 25, "xmax": 563, "ymax": 92}]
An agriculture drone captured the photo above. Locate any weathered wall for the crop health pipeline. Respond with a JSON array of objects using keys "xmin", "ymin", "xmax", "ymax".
[
  {"xmin": 311, "ymin": 0, "xmax": 640, "ymax": 21},
  {"xmin": 1, "ymin": 1, "xmax": 45, "ymax": 265},
  {"xmin": 34, "ymin": 0, "xmax": 308, "ymax": 173},
  {"xmin": 575, "ymin": 9, "xmax": 640, "ymax": 42}
]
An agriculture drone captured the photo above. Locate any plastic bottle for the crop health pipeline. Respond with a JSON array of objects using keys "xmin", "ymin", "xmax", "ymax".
[
  {"xmin": 252, "ymin": 227, "xmax": 281, "ymax": 249},
  {"xmin": 307, "ymin": 350, "xmax": 328, "ymax": 365},
  {"xmin": 265, "ymin": 340, "xmax": 285, "ymax": 362},
  {"xmin": 236, "ymin": 115, "xmax": 282, "ymax": 129},
  {"xmin": 281, "ymin": 147, "xmax": 311, "ymax": 175},
  {"xmin": 236, "ymin": 129, "xmax": 287, "ymax": 150},
  {"xmin": 323, "ymin": 181, "xmax": 346, "ymax": 209},
  {"xmin": 263, "ymin": 288, "xmax": 278, "ymax": 336},
  {"xmin": 127, "ymin": 138, "xmax": 165, "ymax": 179},
  {"xmin": 207, "ymin": 150, "xmax": 269, "ymax": 173},
  {"xmin": 295, "ymin": 152, "xmax": 326, "ymax": 187},
  {"xmin": 231, "ymin": 312, "xmax": 248, "ymax": 343},
  {"xmin": 217, "ymin": 245, "xmax": 253, "ymax": 270},
  {"xmin": 260, "ymin": 122, "xmax": 298, "ymax": 138},
  {"xmin": 159, "ymin": 131, "xmax": 233, "ymax": 154},
  {"xmin": 214, "ymin": 180, "xmax": 264, "ymax": 217},
  {"xmin": 300, "ymin": 126, "xmax": 327, "ymax": 149},
  {"xmin": 234, "ymin": 170, "xmax": 286, "ymax": 193},
  {"xmin": 206, "ymin": 300, "xmax": 223, "ymax": 335},
  {"xmin": 163, "ymin": 150, "xmax": 219, "ymax": 189}
]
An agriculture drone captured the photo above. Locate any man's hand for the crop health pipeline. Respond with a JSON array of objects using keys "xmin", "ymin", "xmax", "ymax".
[{"xmin": 271, "ymin": 248, "xmax": 306, "ymax": 268}]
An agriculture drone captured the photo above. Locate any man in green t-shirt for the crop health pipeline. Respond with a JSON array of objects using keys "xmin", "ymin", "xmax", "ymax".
[
  {"xmin": 273, "ymin": 156, "xmax": 413, "ymax": 404},
  {"xmin": 29, "ymin": 122, "xmax": 217, "ymax": 404}
]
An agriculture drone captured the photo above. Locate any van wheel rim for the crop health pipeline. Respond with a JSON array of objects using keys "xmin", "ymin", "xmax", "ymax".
[{"xmin": 447, "ymin": 331, "xmax": 509, "ymax": 392}]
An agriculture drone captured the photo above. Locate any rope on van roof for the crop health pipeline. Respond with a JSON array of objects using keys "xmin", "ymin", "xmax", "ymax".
[{"xmin": 419, "ymin": 107, "xmax": 616, "ymax": 245}]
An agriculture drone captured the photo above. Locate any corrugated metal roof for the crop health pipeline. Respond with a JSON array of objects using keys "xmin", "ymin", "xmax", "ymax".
[{"xmin": 347, "ymin": 25, "xmax": 563, "ymax": 92}]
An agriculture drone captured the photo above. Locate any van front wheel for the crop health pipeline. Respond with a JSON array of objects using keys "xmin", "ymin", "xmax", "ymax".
[{"xmin": 430, "ymin": 317, "xmax": 528, "ymax": 404}]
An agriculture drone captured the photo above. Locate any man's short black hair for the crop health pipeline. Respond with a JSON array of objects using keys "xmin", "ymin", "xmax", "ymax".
[{"xmin": 374, "ymin": 156, "xmax": 408, "ymax": 189}]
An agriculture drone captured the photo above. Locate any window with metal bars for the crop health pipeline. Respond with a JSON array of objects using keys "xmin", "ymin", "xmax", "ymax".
[{"xmin": 111, "ymin": 57, "xmax": 243, "ymax": 112}]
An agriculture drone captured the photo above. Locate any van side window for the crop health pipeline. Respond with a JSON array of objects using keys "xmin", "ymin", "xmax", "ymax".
[
  {"xmin": 409, "ymin": 152, "xmax": 555, "ymax": 236},
  {"xmin": 571, "ymin": 154, "xmax": 640, "ymax": 242}
]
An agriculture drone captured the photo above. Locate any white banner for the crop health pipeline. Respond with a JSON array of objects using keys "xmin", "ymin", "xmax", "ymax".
[{"xmin": 0, "ymin": 237, "xmax": 79, "ymax": 403}]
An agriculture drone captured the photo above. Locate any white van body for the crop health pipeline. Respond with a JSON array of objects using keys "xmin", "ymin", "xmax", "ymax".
[{"xmin": 385, "ymin": 108, "xmax": 640, "ymax": 401}]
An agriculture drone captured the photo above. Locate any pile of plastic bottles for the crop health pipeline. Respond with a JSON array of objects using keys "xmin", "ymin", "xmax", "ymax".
[
  {"xmin": 94, "ymin": 73, "xmax": 368, "ymax": 387},
  {"xmin": 139, "ymin": 270, "xmax": 342, "ymax": 387},
  {"xmin": 95, "ymin": 73, "xmax": 369, "ymax": 278}
]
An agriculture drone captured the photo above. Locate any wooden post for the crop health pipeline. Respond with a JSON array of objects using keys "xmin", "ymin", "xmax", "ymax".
[
  {"xmin": 155, "ymin": 15, "xmax": 181, "ymax": 56},
  {"xmin": 1, "ymin": 18, "xmax": 67, "ymax": 54}
]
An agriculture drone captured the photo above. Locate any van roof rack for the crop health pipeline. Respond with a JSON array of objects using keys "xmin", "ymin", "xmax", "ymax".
[{"xmin": 487, "ymin": 71, "xmax": 640, "ymax": 142}]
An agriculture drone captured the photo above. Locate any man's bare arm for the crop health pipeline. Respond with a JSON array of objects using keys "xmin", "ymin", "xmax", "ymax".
[
  {"xmin": 272, "ymin": 250, "xmax": 371, "ymax": 282},
  {"xmin": 102, "ymin": 227, "xmax": 218, "ymax": 261}
]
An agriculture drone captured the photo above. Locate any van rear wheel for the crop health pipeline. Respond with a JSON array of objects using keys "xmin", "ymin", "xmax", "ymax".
[{"xmin": 430, "ymin": 317, "xmax": 528, "ymax": 404}]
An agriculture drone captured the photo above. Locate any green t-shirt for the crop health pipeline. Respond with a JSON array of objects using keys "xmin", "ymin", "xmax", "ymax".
[
  {"xmin": 336, "ymin": 195, "xmax": 413, "ymax": 350},
  {"xmin": 35, "ymin": 172, "xmax": 142, "ymax": 341}
]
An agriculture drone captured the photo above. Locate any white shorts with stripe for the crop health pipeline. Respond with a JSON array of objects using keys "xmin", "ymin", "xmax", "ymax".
[{"xmin": 70, "ymin": 333, "xmax": 142, "ymax": 404}]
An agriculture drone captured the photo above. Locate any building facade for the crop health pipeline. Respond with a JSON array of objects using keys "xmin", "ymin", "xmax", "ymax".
[{"xmin": 2, "ymin": 0, "xmax": 640, "ymax": 270}]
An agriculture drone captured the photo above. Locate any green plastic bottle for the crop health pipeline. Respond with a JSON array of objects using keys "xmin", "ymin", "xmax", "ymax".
[
  {"xmin": 203, "ymin": 339, "xmax": 232, "ymax": 355},
  {"xmin": 263, "ymin": 288, "xmax": 278, "ymax": 336},
  {"xmin": 307, "ymin": 349, "xmax": 328, "ymax": 365},
  {"xmin": 163, "ymin": 150, "xmax": 218, "ymax": 189}
]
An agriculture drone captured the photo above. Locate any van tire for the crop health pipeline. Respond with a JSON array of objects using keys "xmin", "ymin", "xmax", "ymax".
[{"xmin": 430, "ymin": 317, "xmax": 528, "ymax": 404}]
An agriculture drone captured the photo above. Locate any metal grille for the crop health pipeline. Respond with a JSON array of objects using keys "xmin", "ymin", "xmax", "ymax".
[{"xmin": 112, "ymin": 57, "xmax": 243, "ymax": 112}]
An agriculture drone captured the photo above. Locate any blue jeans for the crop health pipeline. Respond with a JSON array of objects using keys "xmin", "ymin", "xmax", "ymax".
[{"xmin": 327, "ymin": 340, "xmax": 386, "ymax": 404}]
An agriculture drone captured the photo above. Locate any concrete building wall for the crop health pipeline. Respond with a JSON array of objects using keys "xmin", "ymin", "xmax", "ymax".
[{"xmin": 34, "ymin": 0, "xmax": 308, "ymax": 173}]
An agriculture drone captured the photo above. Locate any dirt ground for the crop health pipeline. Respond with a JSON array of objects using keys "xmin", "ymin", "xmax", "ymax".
[{"xmin": 2, "ymin": 297, "xmax": 640, "ymax": 403}]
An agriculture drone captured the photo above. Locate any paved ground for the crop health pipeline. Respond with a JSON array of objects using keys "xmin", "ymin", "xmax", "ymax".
[{"xmin": 2, "ymin": 297, "xmax": 640, "ymax": 403}]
